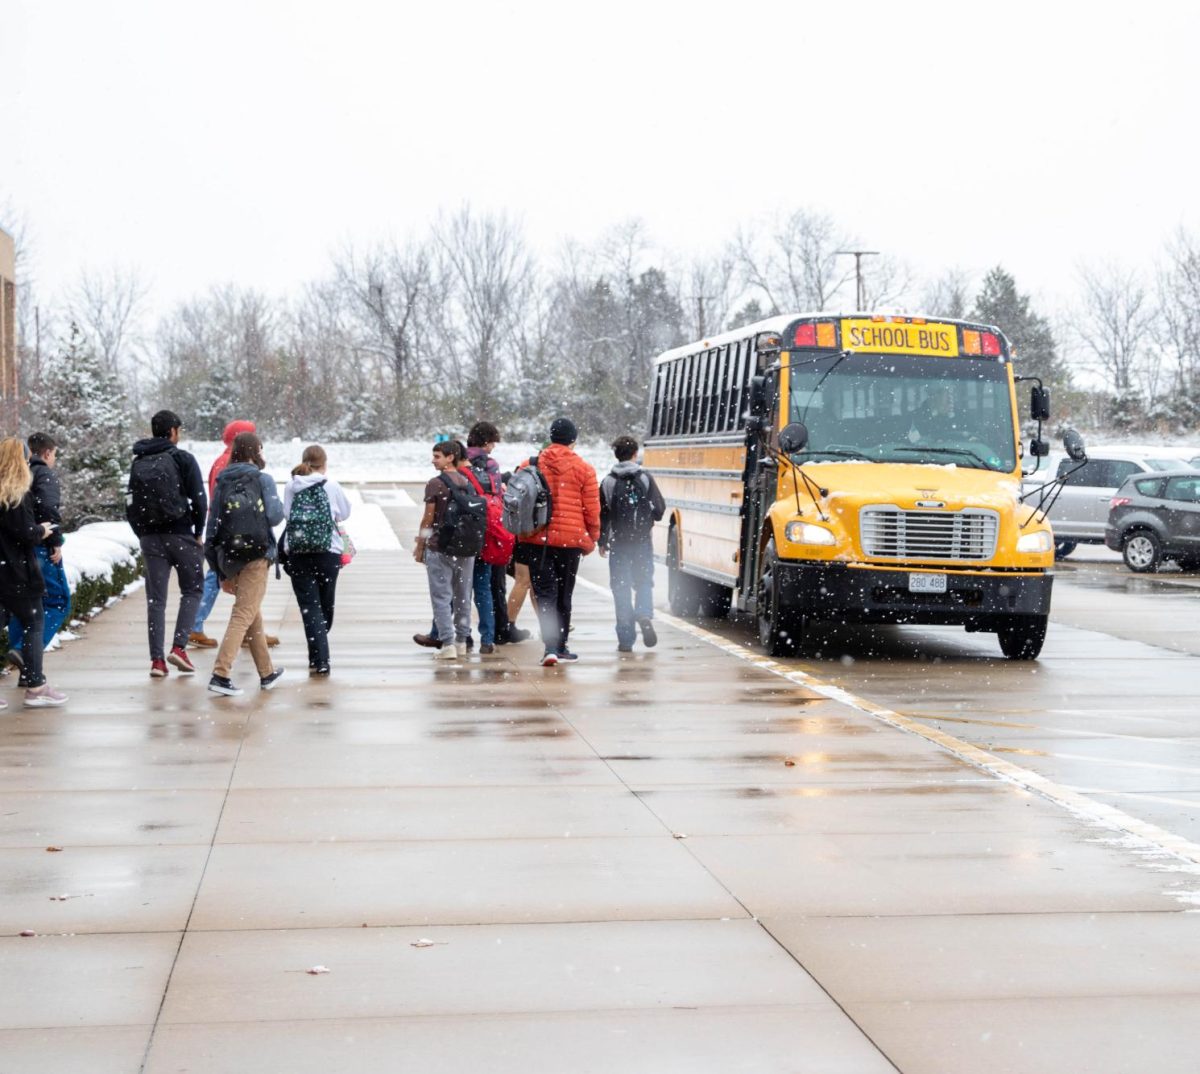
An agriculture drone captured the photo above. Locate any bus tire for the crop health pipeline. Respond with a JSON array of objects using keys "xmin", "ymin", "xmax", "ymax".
[
  {"xmin": 667, "ymin": 528, "xmax": 701, "ymax": 617},
  {"xmin": 757, "ymin": 541, "xmax": 802, "ymax": 656},
  {"xmin": 699, "ymin": 583, "xmax": 732, "ymax": 619},
  {"xmin": 996, "ymin": 614, "xmax": 1047, "ymax": 660},
  {"xmin": 1053, "ymin": 539, "xmax": 1077, "ymax": 559}
]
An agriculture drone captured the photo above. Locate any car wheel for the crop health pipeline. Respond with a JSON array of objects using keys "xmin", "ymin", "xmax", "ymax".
[
  {"xmin": 1053, "ymin": 539, "xmax": 1077, "ymax": 559},
  {"xmin": 1122, "ymin": 530, "xmax": 1162, "ymax": 573},
  {"xmin": 756, "ymin": 540, "xmax": 803, "ymax": 656},
  {"xmin": 996, "ymin": 614, "xmax": 1048, "ymax": 660}
]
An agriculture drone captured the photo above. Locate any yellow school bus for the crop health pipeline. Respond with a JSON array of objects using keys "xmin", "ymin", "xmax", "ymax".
[{"xmin": 643, "ymin": 313, "xmax": 1061, "ymax": 659}]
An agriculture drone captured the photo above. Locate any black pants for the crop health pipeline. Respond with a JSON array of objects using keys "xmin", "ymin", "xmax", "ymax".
[
  {"xmin": 491, "ymin": 560, "xmax": 511, "ymax": 640},
  {"xmin": 1, "ymin": 594, "xmax": 46, "ymax": 687},
  {"xmin": 140, "ymin": 534, "xmax": 205, "ymax": 660},
  {"xmin": 528, "ymin": 546, "xmax": 582, "ymax": 654},
  {"xmin": 288, "ymin": 552, "xmax": 341, "ymax": 669}
]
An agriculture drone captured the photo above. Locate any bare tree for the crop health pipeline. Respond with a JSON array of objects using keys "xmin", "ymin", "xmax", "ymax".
[
  {"xmin": 68, "ymin": 267, "xmax": 150, "ymax": 408},
  {"xmin": 1156, "ymin": 228, "xmax": 1200, "ymax": 405},
  {"xmin": 733, "ymin": 208, "xmax": 854, "ymax": 313},
  {"xmin": 1074, "ymin": 263, "xmax": 1157, "ymax": 394},
  {"xmin": 919, "ymin": 268, "xmax": 974, "ymax": 319}
]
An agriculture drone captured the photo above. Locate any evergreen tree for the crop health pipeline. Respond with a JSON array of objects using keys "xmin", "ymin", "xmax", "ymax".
[
  {"xmin": 26, "ymin": 323, "xmax": 131, "ymax": 528},
  {"xmin": 972, "ymin": 267, "xmax": 1070, "ymax": 392},
  {"xmin": 727, "ymin": 299, "xmax": 766, "ymax": 331}
]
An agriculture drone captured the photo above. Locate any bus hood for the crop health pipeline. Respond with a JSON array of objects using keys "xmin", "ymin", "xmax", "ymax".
[{"xmin": 796, "ymin": 461, "xmax": 1023, "ymax": 514}]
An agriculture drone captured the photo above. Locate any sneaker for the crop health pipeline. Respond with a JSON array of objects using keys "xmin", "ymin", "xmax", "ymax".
[
  {"xmin": 556, "ymin": 649, "xmax": 579, "ymax": 662},
  {"xmin": 507, "ymin": 627, "xmax": 531, "ymax": 644},
  {"xmin": 435, "ymin": 646, "xmax": 459, "ymax": 661},
  {"xmin": 5, "ymin": 648, "xmax": 24, "ymax": 671},
  {"xmin": 150, "ymin": 659, "xmax": 169, "ymax": 678},
  {"xmin": 207, "ymin": 674, "xmax": 242, "ymax": 696},
  {"xmin": 310, "ymin": 665, "xmax": 330, "ymax": 677},
  {"xmin": 480, "ymin": 643, "xmax": 496, "ymax": 655},
  {"xmin": 413, "ymin": 633, "xmax": 443, "ymax": 649},
  {"xmin": 638, "ymin": 617, "xmax": 658, "ymax": 648},
  {"xmin": 189, "ymin": 631, "xmax": 218, "ymax": 649},
  {"xmin": 0, "ymin": 696, "xmax": 7, "ymax": 710},
  {"xmin": 260, "ymin": 668, "xmax": 285, "ymax": 691},
  {"xmin": 541, "ymin": 651, "xmax": 558, "ymax": 667},
  {"xmin": 24, "ymin": 684, "xmax": 68, "ymax": 707},
  {"xmin": 455, "ymin": 642, "xmax": 469, "ymax": 657},
  {"xmin": 167, "ymin": 647, "xmax": 196, "ymax": 674}
]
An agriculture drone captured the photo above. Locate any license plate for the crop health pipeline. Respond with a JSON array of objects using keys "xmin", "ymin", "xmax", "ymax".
[{"xmin": 908, "ymin": 572, "xmax": 948, "ymax": 594}]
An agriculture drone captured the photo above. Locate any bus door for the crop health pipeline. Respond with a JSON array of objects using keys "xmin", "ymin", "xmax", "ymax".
[{"xmin": 737, "ymin": 363, "xmax": 778, "ymax": 609}]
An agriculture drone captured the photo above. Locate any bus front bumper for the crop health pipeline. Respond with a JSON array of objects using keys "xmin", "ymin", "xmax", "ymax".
[{"xmin": 774, "ymin": 561, "xmax": 1053, "ymax": 627}]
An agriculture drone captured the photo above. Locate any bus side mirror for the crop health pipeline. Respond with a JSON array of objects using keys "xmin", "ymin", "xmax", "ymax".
[
  {"xmin": 749, "ymin": 375, "xmax": 767, "ymax": 416},
  {"xmin": 1031, "ymin": 386, "xmax": 1050, "ymax": 421},
  {"xmin": 1030, "ymin": 438, "xmax": 1050, "ymax": 457},
  {"xmin": 1063, "ymin": 429, "xmax": 1087, "ymax": 461},
  {"xmin": 779, "ymin": 423, "xmax": 808, "ymax": 454}
]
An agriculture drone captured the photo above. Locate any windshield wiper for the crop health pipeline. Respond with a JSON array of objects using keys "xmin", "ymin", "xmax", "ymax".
[
  {"xmin": 893, "ymin": 445, "xmax": 996, "ymax": 470},
  {"xmin": 797, "ymin": 448, "xmax": 876, "ymax": 462}
]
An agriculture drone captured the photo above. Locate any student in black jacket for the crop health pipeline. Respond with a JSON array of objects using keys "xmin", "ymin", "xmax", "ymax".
[
  {"xmin": 0, "ymin": 437, "xmax": 68, "ymax": 707},
  {"xmin": 5, "ymin": 432, "xmax": 71, "ymax": 666},
  {"xmin": 125, "ymin": 410, "xmax": 207, "ymax": 679}
]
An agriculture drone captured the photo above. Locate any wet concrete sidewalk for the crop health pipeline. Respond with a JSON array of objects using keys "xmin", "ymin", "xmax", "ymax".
[{"xmin": 3, "ymin": 551, "xmax": 1200, "ymax": 1073}]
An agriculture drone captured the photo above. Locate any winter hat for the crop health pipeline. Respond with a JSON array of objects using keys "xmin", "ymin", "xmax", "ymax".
[{"xmin": 549, "ymin": 417, "xmax": 577, "ymax": 444}]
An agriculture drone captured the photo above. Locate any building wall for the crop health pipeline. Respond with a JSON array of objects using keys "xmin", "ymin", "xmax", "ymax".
[{"xmin": 0, "ymin": 227, "xmax": 15, "ymax": 401}]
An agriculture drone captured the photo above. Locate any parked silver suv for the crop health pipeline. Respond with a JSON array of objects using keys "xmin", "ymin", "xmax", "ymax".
[
  {"xmin": 1105, "ymin": 470, "xmax": 1200, "ymax": 572},
  {"xmin": 1022, "ymin": 446, "xmax": 1197, "ymax": 558}
]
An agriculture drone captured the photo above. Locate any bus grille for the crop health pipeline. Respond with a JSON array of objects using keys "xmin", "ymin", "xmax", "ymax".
[{"xmin": 859, "ymin": 507, "xmax": 999, "ymax": 561}]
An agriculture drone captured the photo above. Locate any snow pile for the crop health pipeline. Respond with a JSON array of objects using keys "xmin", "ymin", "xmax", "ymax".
[{"xmin": 60, "ymin": 521, "xmax": 141, "ymax": 588}]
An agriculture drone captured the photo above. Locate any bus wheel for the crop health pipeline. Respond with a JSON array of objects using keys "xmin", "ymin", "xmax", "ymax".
[
  {"xmin": 757, "ymin": 541, "xmax": 802, "ymax": 656},
  {"xmin": 996, "ymin": 614, "xmax": 1047, "ymax": 660},
  {"xmin": 699, "ymin": 583, "xmax": 732, "ymax": 619},
  {"xmin": 1053, "ymin": 539, "xmax": 1077, "ymax": 559},
  {"xmin": 667, "ymin": 529, "xmax": 700, "ymax": 617}
]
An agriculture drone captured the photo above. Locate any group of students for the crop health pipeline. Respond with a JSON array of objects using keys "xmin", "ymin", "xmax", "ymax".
[
  {"xmin": 415, "ymin": 418, "xmax": 666, "ymax": 666},
  {"xmin": 125, "ymin": 410, "xmax": 352, "ymax": 696},
  {"xmin": 0, "ymin": 433, "xmax": 72, "ymax": 708}
]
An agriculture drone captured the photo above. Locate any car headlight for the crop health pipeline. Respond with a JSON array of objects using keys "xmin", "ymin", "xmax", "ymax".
[
  {"xmin": 1016, "ymin": 530, "xmax": 1053, "ymax": 553},
  {"xmin": 784, "ymin": 520, "xmax": 836, "ymax": 546}
]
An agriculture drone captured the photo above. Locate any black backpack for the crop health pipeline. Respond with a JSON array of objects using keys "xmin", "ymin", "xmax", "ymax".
[
  {"xmin": 609, "ymin": 471, "xmax": 654, "ymax": 541},
  {"xmin": 437, "ymin": 473, "xmax": 487, "ymax": 557},
  {"xmin": 128, "ymin": 451, "xmax": 190, "ymax": 528},
  {"xmin": 215, "ymin": 470, "xmax": 272, "ymax": 562}
]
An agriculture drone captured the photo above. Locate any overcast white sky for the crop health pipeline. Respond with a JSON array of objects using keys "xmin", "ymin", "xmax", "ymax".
[{"xmin": 3, "ymin": 0, "xmax": 1199, "ymax": 323}]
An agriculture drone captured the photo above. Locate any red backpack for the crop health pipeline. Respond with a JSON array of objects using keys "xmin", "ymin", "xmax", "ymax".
[{"xmin": 462, "ymin": 466, "xmax": 517, "ymax": 566}]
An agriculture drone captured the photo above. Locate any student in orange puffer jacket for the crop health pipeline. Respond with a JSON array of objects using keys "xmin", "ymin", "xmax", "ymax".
[{"xmin": 517, "ymin": 418, "xmax": 600, "ymax": 666}]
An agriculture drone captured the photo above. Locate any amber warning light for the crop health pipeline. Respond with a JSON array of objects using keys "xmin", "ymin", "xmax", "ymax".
[
  {"xmin": 793, "ymin": 322, "xmax": 838, "ymax": 348},
  {"xmin": 961, "ymin": 329, "xmax": 1002, "ymax": 356}
]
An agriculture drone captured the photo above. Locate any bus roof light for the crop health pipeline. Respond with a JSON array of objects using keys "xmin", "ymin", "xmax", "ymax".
[
  {"xmin": 962, "ymin": 330, "xmax": 981, "ymax": 355},
  {"xmin": 794, "ymin": 323, "xmax": 817, "ymax": 347},
  {"xmin": 981, "ymin": 331, "xmax": 1001, "ymax": 356},
  {"xmin": 816, "ymin": 322, "xmax": 837, "ymax": 348}
]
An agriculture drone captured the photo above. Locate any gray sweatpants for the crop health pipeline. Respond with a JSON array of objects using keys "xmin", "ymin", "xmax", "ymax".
[
  {"xmin": 140, "ymin": 534, "xmax": 205, "ymax": 660},
  {"xmin": 425, "ymin": 549, "xmax": 474, "ymax": 646}
]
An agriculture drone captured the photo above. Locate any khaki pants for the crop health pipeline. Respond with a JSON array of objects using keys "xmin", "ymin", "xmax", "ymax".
[{"xmin": 214, "ymin": 559, "xmax": 273, "ymax": 679}]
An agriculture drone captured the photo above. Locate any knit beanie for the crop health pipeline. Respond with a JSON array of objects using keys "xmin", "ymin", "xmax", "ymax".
[{"xmin": 549, "ymin": 417, "xmax": 577, "ymax": 444}]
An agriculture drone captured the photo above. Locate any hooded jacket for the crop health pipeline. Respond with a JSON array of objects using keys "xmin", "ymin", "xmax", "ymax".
[
  {"xmin": 282, "ymin": 471, "xmax": 352, "ymax": 554},
  {"xmin": 29, "ymin": 457, "xmax": 64, "ymax": 550},
  {"xmin": 0, "ymin": 492, "xmax": 46, "ymax": 600},
  {"xmin": 209, "ymin": 420, "xmax": 257, "ymax": 497},
  {"xmin": 517, "ymin": 442, "xmax": 601, "ymax": 553},
  {"xmin": 205, "ymin": 462, "xmax": 284, "ymax": 577},
  {"xmin": 125, "ymin": 437, "xmax": 207, "ymax": 539},
  {"xmin": 599, "ymin": 460, "xmax": 666, "ymax": 550}
]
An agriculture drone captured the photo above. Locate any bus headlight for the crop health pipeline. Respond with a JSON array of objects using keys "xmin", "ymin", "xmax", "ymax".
[
  {"xmin": 785, "ymin": 521, "xmax": 836, "ymax": 546},
  {"xmin": 1016, "ymin": 530, "xmax": 1053, "ymax": 553}
]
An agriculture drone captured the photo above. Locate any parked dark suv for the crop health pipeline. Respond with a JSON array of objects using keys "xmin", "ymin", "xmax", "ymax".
[{"xmin": 1105, "ymin": 470, "xmax": 1200, "ymax": 572}]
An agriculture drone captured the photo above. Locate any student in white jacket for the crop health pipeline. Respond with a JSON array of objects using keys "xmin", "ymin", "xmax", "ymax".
[{"xmin": 282, "ymin": 444, "xmax": 352, "ymax": 675}]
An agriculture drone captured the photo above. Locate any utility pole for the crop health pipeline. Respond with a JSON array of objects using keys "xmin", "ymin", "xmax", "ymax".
[
  {"xmin": 693, "ymin": 295, "xmax": 716, "ymax": 339},
  {"xmin": 834, "ymin": 250, "xmax": 880, "ymax": 311}
]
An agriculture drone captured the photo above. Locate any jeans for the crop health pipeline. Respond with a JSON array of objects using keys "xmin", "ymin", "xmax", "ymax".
[
  {"xmin": 528, "ymin": 545, "xmax": 582, "ymax": 654},
  {"xmin": 2, "ymin": 594, "xmax": 46, "ymax": 687},
  {"xmin": 471, "ymin": 560, "xmax": 495, "ymax": 645},
  {"xmin": 213, "ymin": 558, "xmax": 273, "ymax": 679},
  {"xmin": 288, "ymin": 552, "xmax": 341, "ymax": 669},
  {"xmin": 608, "ymin": 539, "xmax": 654, "ymax": 649},
  {"xmin": 192, "ymin": 569, "xmax": 221, "ymax": 632},
  {"xmin": 140, "ymin": 534, "xmax": 205, "ymax": 660},
  {"xmin": 9, "ymin": 546, "xmax": 71, "ymax": 650},
  {"xmin": 490, "ymin": 562, "xmax": 510, "ymax": 640},
  {"xmin": 425, "ymin": 549, "xmax": 474, "ymax": 646}
]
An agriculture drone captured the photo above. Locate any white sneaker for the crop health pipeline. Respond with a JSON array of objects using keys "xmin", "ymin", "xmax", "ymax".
[
  {"xmin": 435, "ymin": 646, "xmax": 459, "ymax": 661},
  {"xmin": 455, "ymin": 642, "xmax": 468, "ymax": 657}
]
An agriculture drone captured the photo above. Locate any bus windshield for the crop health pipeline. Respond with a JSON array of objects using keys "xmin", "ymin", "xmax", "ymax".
[{"xmin": 787, "ymin": 352, "xmax": 1017, "ymax": 471}]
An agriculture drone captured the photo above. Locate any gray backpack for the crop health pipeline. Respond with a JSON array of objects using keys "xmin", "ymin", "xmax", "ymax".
[{"xmin": 501, "ymin": 455, "xmax": 553, "ymax": 537}]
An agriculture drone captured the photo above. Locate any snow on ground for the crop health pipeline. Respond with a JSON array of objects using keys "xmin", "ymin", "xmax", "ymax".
[
  {"xmin": 342, "ymin": 489, "xmax": 401, "ymax": 551},
  {"xmin": 60, "ymin": 521, "xmax": 141, "ymax": 588}
]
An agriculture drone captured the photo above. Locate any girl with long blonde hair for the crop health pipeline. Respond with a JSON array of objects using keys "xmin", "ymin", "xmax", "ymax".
[{"xmin": 0, "ymin": 437, "xmax": 69, "ymax": 707}]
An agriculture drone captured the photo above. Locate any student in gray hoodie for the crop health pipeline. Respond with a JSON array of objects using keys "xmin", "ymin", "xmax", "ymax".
[
  {"xmin": 281, "ymin": 444, "xmax": 352, "ymax": 675},
  {"xmin": 204, "ymin": 432, "xmax": 285, "ymax": 696}
]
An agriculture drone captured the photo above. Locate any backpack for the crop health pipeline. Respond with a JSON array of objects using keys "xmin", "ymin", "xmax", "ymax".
[
  {"xmin": 287, "ymin": 480, "xmax": 335, "ymax": 554},
  {"xmin": 215, "ymin": 469, "xmax": 272, "ymax": 562},
  {"xmin": 436, "ymin": 473, "xmax": 487, "ymax": 558},
  {"xmin": 128, "ymin": 450, "xmax": 190, "ymax": 528},
  {"xmin": 608, "ymin": 471, "xmax": 655, "ymax": 542},
  {"xmin": 501, "ymin": 455, "xmax": 553, "ymax": 538},
  {"xmin": 463, "ymin": 466, "xmax": 517, "ymax": 566}
]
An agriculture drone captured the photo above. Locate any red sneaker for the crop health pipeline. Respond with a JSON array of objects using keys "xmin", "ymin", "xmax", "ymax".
[
  {"xmin": 150, "ymin": 659, "xmax": 169, "ymax": 678},
  {"xmin": 168, "ymin": 647, "xmax": 196, "ymax": 674}
]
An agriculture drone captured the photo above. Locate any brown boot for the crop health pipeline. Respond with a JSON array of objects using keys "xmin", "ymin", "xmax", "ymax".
[
  {"xmin": 188, "ymin": 631, "xmax": 218, "ymax": 649},
  {"xmin": 242, "ymin": 633, "xmax": 281, "ymax": 648},
  {"xmin": 412, "ymin": 633, "xmax": 443, "ymax": 649}
]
